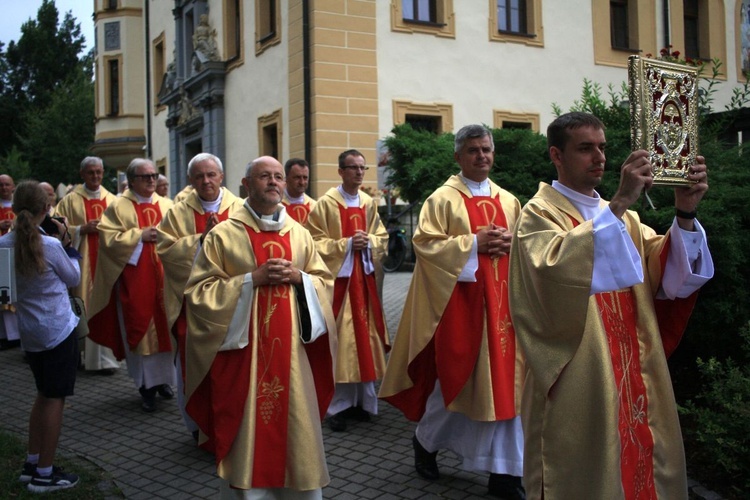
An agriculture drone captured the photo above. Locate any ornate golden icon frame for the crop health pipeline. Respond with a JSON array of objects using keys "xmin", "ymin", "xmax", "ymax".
[{"xmin": 628, "ymin": 55, "xmax": 700, "ymax": 186}]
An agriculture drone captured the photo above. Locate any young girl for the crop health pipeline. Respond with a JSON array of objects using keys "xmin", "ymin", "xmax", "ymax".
[{"xmin": 0, "ymin": 180, "xmax": 81, "ymax": 493}]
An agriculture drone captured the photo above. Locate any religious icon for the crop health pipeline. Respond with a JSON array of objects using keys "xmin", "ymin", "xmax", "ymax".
[{"xmin": 628, "ymin": 55, "xmax": 700, "ymax": 186}]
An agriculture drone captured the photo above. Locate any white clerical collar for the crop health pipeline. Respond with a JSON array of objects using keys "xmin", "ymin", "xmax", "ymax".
[
  {"xmin": 0, "ymin": 199, "xmax": 11, "ymax": 208},
  {"xmin": 83, "ymin": 185, "xmax": 101, "ymax": 199},
  {"xmin": 551, "ymin": 180, "xmax": 601, "ymax": 221},
  {"xmin": 133, "ymin": 192, "xmax": 153, "ymax": 204},
  {"xmin": 199, "ymin": 190, "xmax": 223, "ymax": 213},
  {"xmin": 285, "ymin": 189, "xmax": 306, "ymax": 204},
  {"xmin": 244, "ymin": 200, "xmax": 287, "ymax": 231},
  {"xmin": 458, "ymin": 173, "xmax": 491, "ymax": 196},
  {"xmin": 337, "ymin": 185, "xmax": 360, "ymax": 207}
]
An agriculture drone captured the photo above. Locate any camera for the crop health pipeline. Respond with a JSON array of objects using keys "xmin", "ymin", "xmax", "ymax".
[{"xmin": 41, "ymin": 215, "xmax": 67, "ymax": 236}]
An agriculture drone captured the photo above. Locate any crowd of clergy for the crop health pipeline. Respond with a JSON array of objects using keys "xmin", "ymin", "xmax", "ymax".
[{"xmin": 0, "ymin": 112, "xmax": 714, "ymax": 500}]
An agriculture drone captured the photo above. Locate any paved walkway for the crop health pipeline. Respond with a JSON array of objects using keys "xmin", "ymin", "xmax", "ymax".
[{"xmin": 0, "ymin": 272, "xmax": 491, "ymax": 499}]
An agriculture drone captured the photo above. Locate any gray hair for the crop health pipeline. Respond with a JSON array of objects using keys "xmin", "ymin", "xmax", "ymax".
[
  {"xmin": 157, "ymin": 174, "xmax": 168, "ymax": 183},
  {"xmin": 187, "ymin": 153, "xmax": 224, "ymax": 177},
  {"xmin": 125, "ymin": 158, "xmax": 154, "ymax": 184},
  {"xmin": 454, "ymin": 124, "xmax": 494, "ymax": 153},
  {"xmin": 80, "ymin": 156, "xmax": 103, "ymax": 172}
]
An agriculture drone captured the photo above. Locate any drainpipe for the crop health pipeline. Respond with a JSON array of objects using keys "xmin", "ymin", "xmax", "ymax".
[
  {"xmin": 144, "ymin": 0, "xmax": 152, "ymax": 158},
  {"xmin": 663, "ymin": 0, "xmax": 671, "ymax": 49},
  {"xmin": 303, "ymin": 0, "xmax": 312, "ymax": 168}
]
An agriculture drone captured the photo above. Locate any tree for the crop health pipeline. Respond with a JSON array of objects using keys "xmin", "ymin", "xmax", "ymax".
[{"xmin": 0, "ymin": 0, "xmax": 93, "ymax": 186}]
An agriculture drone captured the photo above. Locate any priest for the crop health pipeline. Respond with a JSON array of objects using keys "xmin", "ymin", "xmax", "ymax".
[
  {"xmin": 184, "ymin": 156, "xmax": 335, "ymax": 498},
  {"xmin": 88, "ymin": 158, "xmax": 175, "ymax": 413}
]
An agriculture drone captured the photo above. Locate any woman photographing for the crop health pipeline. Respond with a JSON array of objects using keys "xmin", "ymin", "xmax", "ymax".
[{"xmin": 0, "ymin": 180, "xmax": 81, "ymax": 493}]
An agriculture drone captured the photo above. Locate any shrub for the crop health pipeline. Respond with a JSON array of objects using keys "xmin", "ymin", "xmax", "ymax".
[{"xmin": 679, "ymin": 323, "xmax": 750, "ymax": 499}]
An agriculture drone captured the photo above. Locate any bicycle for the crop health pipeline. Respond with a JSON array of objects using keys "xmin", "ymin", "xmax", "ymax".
[
  {"xmin": 381, "ymin": 201, "xmax": 418, "ymax": 273},
  {"xmin": 383, "ymin": 219, "xmax": 408, "ymax": 272}
]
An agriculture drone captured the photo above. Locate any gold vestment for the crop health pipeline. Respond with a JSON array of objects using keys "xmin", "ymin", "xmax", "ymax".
[
  {"xmin": 156, "ymin": 187, "xmax": 243, "ymax": 330},
  {"xmin": 508, "ymin": 183, "xmax": 689, "ymax": 499},
  {"xmin": 88, "ymin": 191, "xmax": 174, "ymax": 356},
  {"xmin": 380, "ymin": 176, "xmax": 524, "ymax": 420},
  {"xmin": 184, "ymin": 207, "xmax": 335, "ymax": 491},
  {"xmin": 305, "ymin": 188, "xmax": 389, "ymax": 382}
]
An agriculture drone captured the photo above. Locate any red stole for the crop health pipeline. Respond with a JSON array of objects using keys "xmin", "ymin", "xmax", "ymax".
[
  {"xmin": 0, "ymin": 206, "xmax": 15, "ymax": 235},
  {"xmin": 332, "ymin": 204, "xmax": 388, "ymax": 382},
  {"xmin": 566, "ymin": 215, "xmax": 697, "ymax": 499},
  {"xmin": 84, "ymin": 198, "xmax": 107, "ymax": 279},
  {"xmin": 596, "ymin": 291, "xmax": 657, "ymax": 499},
  {"xmin": 173, "ymin": 208, "xmax": 233, "ymax": 383},
  {"xmin": 118, "ymin": 201, "xmax": 170, "ymax": 352},
  {"xmin": 434, "ymin": 194, "xmax": 516, "ymax": 419},
  {"xmin": 190, "ymin": 228, "xmax": 296, "ymax": 487},
  {"xmin": 282, "ymin": 201, "xmax": 312, "ymax": 225}
]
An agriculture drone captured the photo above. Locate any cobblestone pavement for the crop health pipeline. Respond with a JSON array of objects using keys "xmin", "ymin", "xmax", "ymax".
[{"xmin": 0, "ymin": 272, "xmax": 492, "ymax": 499}]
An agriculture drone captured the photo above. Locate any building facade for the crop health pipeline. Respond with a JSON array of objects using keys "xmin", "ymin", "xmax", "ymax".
[{"xmin": 92, "ymin": 0, "xmax": 745, "ymax": 197}]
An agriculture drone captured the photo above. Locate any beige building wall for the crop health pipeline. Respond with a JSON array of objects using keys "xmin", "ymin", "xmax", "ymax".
[
  {"xmin": 148, "ymin": 0, "xmax": 177, "ymax": 179},
  {"xmin": 92, "ymin": 0, "xmax": 145, "ymax": 170},
  {"xmin": 94, "ymin": 1, "xmax": 743, "ymax": 197},
  {"xmin": 221, "ymin": 3, "xmax": 291, "ymax": 195},
  {"xmin": 307, "ymin": 1, "xmax": 379, "ymax": 196}
]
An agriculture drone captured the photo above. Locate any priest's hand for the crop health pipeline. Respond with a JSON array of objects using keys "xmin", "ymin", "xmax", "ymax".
[
  {"xmin": 253, "ymin": 258, "xmax": 302, "ymax": 287},
  {"xmin": 351, "ymin": 229, "xmax": 369, "ymax": 251},
  {"xmin": 477, "ymin": 225, "xmax": 510, "ymax": 256},
  {"xmin": 80, "ymin": 219, "xmax": 100, "ymax": 234},
  {"xmin": 141, "ymin": 227, "xmax": 158, "ymax": 243},
  {"xmin": 0, "ymin": 219, "xmax": 11, "ymax": 232},
  {"xmin": 674, "ymin": 156, "xmax": 708, "ymax": 231},
  {"xmin": 199, "ymin": 212, "xmax": 220, "ymax": 244},
  {"xmin": 609, "ymin": 149, "xmax": 653, "ymax": 219}
]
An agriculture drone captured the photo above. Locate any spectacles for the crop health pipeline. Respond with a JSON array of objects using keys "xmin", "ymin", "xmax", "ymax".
[
  {"xmin": 252, "ymin": 173, "xmax": 285, "ymax": 182},
  {"xmin": 133, "ymin": 173, "xmax": 159, "ymax": 181},
  {"xmin": 343, "ymin": 165, "xmax": 369, "ymax": 171}
]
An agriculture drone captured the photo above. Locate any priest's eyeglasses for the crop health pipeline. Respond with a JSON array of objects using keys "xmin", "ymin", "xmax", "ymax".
[
  {"xmin": 342, "ymin": 165, "xmax": 369, "ymax": 171},
  {"xmin": 133, "ymin": 173, "xmax": 159, "ymax": 181},
  {"xmin": 253, "ymin": 172, "xmax": 286, "ymax": 182}
]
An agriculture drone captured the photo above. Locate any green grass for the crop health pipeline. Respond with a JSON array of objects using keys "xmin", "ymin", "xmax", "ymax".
[{"xmin": 0, "ymin": 430, "xmax": 123, "ymax": 498}]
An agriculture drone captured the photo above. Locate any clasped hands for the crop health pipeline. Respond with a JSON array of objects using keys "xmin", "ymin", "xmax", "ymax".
[
  {"xmin": 477, "ymin": 224, "xmax": 512, "ymax": 258},
  {"xmin": 141, "ymin": 227, "xmax": 158, "ymax": 243},
  {"xmin": 252, "ymin": 258, "xmax": 302, "ymax": 287},
  {"xmin": 351, "ymin": 229, "xmax": 369, "ymax": 251}
]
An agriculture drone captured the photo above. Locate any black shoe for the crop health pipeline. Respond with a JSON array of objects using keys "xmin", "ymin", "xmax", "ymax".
[
  {"xmin": 139, "ymin": 386, "xmax": 157, "ymax": 413},
  {"xmin": 95, "ymin": 368, "xmax": 116, "ymax": 376},
  {"xmin": 27, "ymin": 469, "xmax": 79, "ymax": 493},
  {"xmin": 413, "ymin": 434, "xmax": 439, "ymax": 480},
  {"xmin": 342, "ymin": 405, "xmax": 371, "ymax": 422},
  {"xmin": 327, "ymin": 413, "xmax": 347, "ymax": 432},
  {"xmin": 157, "ymin": 384, "xmax": 174, "ymax": 399},
  {"xmin": 488, "ymin": 473, "xmax": 525, "ymax": 499}
]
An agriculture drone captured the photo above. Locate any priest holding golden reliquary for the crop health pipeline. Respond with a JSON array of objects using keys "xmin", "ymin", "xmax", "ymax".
[{"xmin": 509, "ymin": 112, "xmax": 713, "ymax": 499}]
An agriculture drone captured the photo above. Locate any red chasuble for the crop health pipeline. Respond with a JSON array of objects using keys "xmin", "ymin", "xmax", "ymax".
[
  {"xmin": 84, "ymin": 199, "xmax": 107, "ymax": 278},
  {"xmin": 174, "ymin": 209, "xmax": 233, "ymax": 382},
  {"xmin": 436, "ymin": 194, "xmax": 516, "ymax": 418},
  {"xmin": 89, "ymin": 201, "xmax": 171, "ymax": 358},
  {"xmin": 282, "ymin": 202, "xmax": 312, "ymax": 225},
  {"xmin": 188, "ymin": 227, "xmax": 332, "ymax": 488},
  {"xmin": 0, "ymin": 206, "xmax": 15, "ymax": 235},
  {"xmin": 331, "ymin": 205, "xmax": 388, "ymax": 382}
]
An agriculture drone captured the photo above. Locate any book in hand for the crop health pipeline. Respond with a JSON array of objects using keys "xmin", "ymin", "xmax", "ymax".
[{"xmin": 628, "ymin": 55, "xmax": 700, "ymax": 187}]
